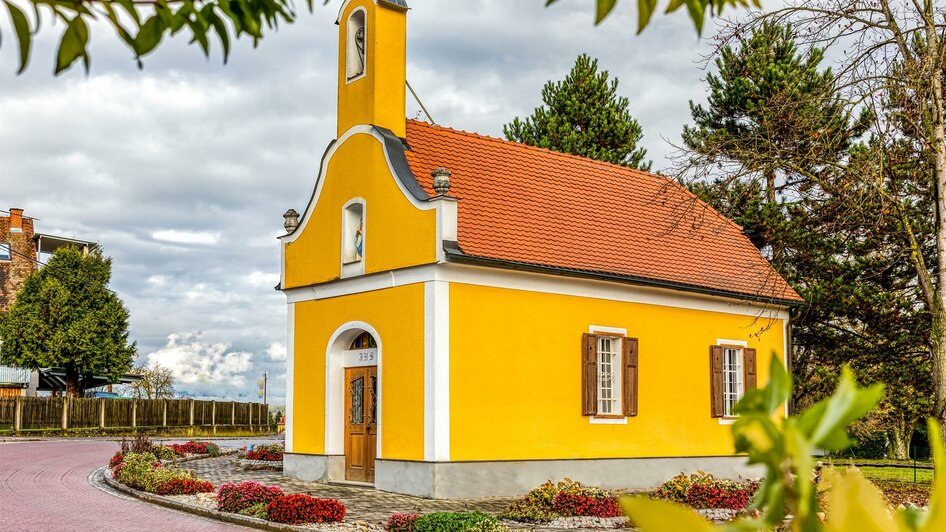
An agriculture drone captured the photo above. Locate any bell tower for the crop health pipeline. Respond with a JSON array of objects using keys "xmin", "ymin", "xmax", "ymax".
[{"xmin": 336, "ymin": 0, "xmax": 409, "ymax": 139}]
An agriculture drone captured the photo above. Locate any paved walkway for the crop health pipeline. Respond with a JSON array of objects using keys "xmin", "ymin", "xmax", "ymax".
[
  {"xmin": 188, "ymin": 455, "xmax": 516, "ymax": 526},
  {"xmin": 0, "ymin": 439, "xmax": 251, "ymax": 531}
]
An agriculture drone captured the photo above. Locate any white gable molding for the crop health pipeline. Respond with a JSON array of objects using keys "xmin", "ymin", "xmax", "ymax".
[{"xmin": 278, "ymin": 125, "xmax": 456, "ymax": 288}]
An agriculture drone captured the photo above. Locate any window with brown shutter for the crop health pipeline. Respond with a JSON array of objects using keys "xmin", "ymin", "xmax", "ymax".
[
  {"xmin": 581, "ymin": 333, "xmax": 597, "ymax": 416},
  {"xmin": 623, "ymin": 337, "xmax": 639, "ymax": 417},
  {"xmin": 710, "ymin": 345, "xmax": 724, "ymax": 418},
  {"xmin": 744, "ymin": 348, "xmax": 757, "ymax": 390},
  {"xmin": 582, "ymin": 331, "xmax": 639, "ymax": 418},
  {"xmin": 711, "ymin": 343, "xmax": 755, "ymax": 418}
]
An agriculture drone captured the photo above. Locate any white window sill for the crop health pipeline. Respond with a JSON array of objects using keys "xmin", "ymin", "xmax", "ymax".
[
  {"xmin": 589, "ymin": 416, "xmax": 628, "ymax": 425},
  {"xmin": 718, "ymin": 417, "xmax": 738, "ymax": 425}
]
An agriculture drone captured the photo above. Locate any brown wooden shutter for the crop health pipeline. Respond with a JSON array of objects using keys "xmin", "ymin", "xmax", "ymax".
[
  {"xmin": 744, "ymin": 348, "xmax": 757, "ymax": 391},
  {"xmin": 623, "ymin": 337, "xmax": 639, "ymax": 417},
  {"xmin": 582, "ymin": 333, "xmax": 598, "ymax": 416},
  {"xmin": 710, "ymin": 345, "xmax": 724, "ymax": 417}
]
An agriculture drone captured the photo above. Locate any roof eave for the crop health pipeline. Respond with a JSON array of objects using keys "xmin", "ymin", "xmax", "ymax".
[{"xmin": 442, "ymin": 241, "xmax": 803, "ymax": 309}]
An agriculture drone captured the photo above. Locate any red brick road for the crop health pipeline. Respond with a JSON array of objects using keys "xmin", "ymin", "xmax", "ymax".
[{"xmin": 0, "ymin": 440, "xmax": 248, "ymax": 531}]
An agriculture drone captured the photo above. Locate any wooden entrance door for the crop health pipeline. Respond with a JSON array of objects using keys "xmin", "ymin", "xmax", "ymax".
[{"xmin": 344, "ymin": 366, "xmax": 377, "ymax": 482}]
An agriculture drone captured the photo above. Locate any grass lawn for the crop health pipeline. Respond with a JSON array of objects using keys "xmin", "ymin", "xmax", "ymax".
[
  {"xmin": 821, "ymin": 465, "xmax": 933, "ymax": 507},
  {"xmin": 858, "ymin": 465, "xmax": 933, "ymax": 484}
]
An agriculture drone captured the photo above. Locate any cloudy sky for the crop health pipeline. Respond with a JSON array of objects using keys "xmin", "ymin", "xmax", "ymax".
[{"xmin": 0, "ymin": 1, "xmax": 737, "ymax": 404}]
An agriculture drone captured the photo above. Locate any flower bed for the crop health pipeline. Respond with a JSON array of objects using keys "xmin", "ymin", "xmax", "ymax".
[
  {"xmin": 245, "ymin": 442, "xmax": 284, "ymax": 461},
  {"xmin": 267, "ymin": 493, "xmax": 347, "ymax": 524},
  {"xmin": 652, "ymin": 472, "xmax": 758, "ymax": 511},
  {"xmin": 215, "ymin": 481, "xmax": 347, "ymax": 526},
  {"xmin": 217, "ymin": 481, "xmax": 284, "ymax": 513},
  {"xmin": 111, "ymin": 451, "xmax": 209, "ymax": 494},
  {"xmin": 111, "ymin": 435, "xmax": 222, "ymax": 467},
  {"xmin": 499, "ymin": 479, "xmax": 625, "ymax": 528}
]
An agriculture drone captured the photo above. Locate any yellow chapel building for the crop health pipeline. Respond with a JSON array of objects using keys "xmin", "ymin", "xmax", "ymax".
[{"xmin": 278, "ymin": 0, "xmax": 802, "ymax": 498}]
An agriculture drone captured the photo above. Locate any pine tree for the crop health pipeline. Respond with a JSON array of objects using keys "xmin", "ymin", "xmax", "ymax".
[
  {"xmin": 683, "ymin": 22, "xmax": 867, "ymax": 206},
  {"xmin": 504, "ymin": 54, "xmax": 651, "ymax": 170},
  {"xmin": 0, "ymin": 246, "xmax": 137, "ymax": 397}
]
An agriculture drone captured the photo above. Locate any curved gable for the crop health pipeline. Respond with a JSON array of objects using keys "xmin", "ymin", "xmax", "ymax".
[{"xmin": 282, "ymin": 126, "xmax": 438, "ymax": 289}]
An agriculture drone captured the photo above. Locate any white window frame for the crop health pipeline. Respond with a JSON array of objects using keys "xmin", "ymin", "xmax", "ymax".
[
  {"xmin": 588, "ymin": 325, "xmax": 628, "ymax": 425},
  {"xmin": 345, "ymin": 8, "xmax": 368, "ymax": 83},
  {"xmin": 722, "ymin": 346, "xmax": 744, "ymax": 418},
  {"xmin": 596, "ymin": 335, "xmax": 623, "ymax": 416},
  {"xmin": 717, "ymin": 338, "xmax": 747, "ymax": 422},
  {"xmin": 0, "ymin": 242, "xmax": 10, "ymax": 261},
  {"xmin": 340, "ymin": 198, "xmax": 366, "ymax": 278}
]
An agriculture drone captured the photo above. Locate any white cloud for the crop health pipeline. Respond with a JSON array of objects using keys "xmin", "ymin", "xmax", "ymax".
[
  {"xmin": 152, "ymin": 229, "xmax": 221, "ymax": 245},
  {"xmin": 246, "ymin": 271, "xmax": 280, "ymax": 288},
  {"xmin": 267, "ymin": 342, "xmax": 288, "ymax": 362},
  {"xmin": 147, "ymin": 332, "xmax": 254, "ymax": 395}
]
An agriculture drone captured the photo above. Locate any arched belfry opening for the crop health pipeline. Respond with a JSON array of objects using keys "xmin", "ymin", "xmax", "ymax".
[
  {"xmin": 326, "ymin": 323, "xmax": 380, "ymax": 484},
  {"xmin": 346, "ymin": 9, "xmax": 367, "ymax": 81}
]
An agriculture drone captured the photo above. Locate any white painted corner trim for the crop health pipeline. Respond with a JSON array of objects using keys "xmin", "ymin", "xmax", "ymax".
[
  {"xmin": 424, "ymin": 281, "xmax": 451, "ymax": 461},
  {"xmin": 285, "ymin": 304, "xmax": 295, "ymax": 453}
]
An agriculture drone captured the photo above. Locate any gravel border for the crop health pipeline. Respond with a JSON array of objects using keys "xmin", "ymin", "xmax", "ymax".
[
  {"xmin": 240, "ymin": 458, "xmax": 284, "ymax": 469},
  {"xmin": 98, "ymin": 466, "xmax": 380, "ymax": 531}
]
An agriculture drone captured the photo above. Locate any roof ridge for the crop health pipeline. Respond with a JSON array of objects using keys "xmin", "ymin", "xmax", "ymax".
[{"xmin": 405, "ymin": 119, "xmax": 746, "ymax": 234}]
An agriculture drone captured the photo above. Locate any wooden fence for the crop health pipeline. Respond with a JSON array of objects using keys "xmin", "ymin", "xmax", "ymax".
[{"xmin": 0, "ymin": 397, "xmax": 269, "ymax": 431}]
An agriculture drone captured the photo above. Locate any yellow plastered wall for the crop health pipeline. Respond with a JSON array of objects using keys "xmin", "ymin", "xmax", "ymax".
[
  {"xmin": 283, "ymin": 135, "xmax": 437, "ymax": 289},
  {"xmin": 291, "ymin": 283, "xmax": 426, "ymax": 460},
  {"xmin": 449, "ymin": 283, "xmax": 785, "ymax": 461},
  {"xmin": 337, "ymin": 0, "xmax": 407, "ymax": 138}
]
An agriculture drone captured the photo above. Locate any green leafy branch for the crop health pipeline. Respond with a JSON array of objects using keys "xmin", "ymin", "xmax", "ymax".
[
  {"xmin": 2, "ymin": 0, "xmax": 762, "ymax": 76},
  {"xmin": 1, "ymin": 0, "xmax": 318, "ymax": 74},
  {"xmin": 622, "ymin": 354, "xmax": 946, "ymax": 531},
  {"xmin": 544, "ymin": 0, "xmax": 761, "ymax": 34}
]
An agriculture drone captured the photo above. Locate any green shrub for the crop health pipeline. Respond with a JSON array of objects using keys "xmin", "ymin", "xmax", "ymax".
[
  {"xmin": 498, "ymin": 498, "xmax": 559, "ymax": 522},
  {"xmin": 202, "ymin": 441, "xmax": 222, "ymax": 457},
  {"xmin": 155, "ymin": 446, "xmax": 179, "ymax": 461},
  {"xmin": 413, "ymin": 512, "xmax": 508, "ymax": 532},
  {"xmin": 116, "ymin": 452, "xmax": 159, "ymax": 490},
  {"xmin": 237, "ymin": 502, "xmax": 269, "ymax": 520},
  {"xmin": 116, "ymin": 451, "xmax": 195, "ymax": 493}
]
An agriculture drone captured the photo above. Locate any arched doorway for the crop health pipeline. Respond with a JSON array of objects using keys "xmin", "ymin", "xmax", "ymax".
[
  {"xmin": 343, "ymin": 332, "xmax": 377, "ymax": 482},
  {"xmin": 326, "ymin": 323, "xmax": 381, "ymax": 484}
]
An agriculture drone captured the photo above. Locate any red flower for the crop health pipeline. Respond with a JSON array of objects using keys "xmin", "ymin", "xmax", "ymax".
[
  {"xmin": 551, "ymin": 492, "xmax": 621, "ymax": 517},
  {"xmin": 266, "ymin": 494, "xmax": 346, "ymax": 524},
  {"xmin": 386, "ymin": 513, "xmax": 418, "ymax": 532},
  {"xmin": 217, "ymin": 481, "xmax": 285, "ymax": 513},
  {"xmin": 155, "ymin": 478, "xmax": 215, "ymax": 495},
  {"xmin": 109, "ymin": 451, "xmax": 125, "ymax": 468}
]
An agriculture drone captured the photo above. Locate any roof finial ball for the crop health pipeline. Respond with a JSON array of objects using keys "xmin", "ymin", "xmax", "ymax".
[
  {"xmin": 432, "ymin": 167, "xmax": 452, "ymax": 196},
  {"xmin": 283, "ymin": 208, "xmax": 300, "ymax": 233}
]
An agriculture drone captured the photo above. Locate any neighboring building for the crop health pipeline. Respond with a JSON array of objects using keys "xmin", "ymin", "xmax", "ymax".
[
  {"xmin": 278, "ymin": 0, "xmax": 803, "ymax": 498},
  {"xmin": 0, "ymin": 207, "xmax": 97, "ymax": 396}
]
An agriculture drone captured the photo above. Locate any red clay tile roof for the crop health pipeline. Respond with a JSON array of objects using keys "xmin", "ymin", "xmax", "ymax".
[{"xmin": 402, "ymin": 120, "xmax": 803, "ymax": 304}]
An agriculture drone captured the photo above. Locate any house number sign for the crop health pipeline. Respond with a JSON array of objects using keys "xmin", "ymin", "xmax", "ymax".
[{"xmin": 356, "ymin": 349, "xmax": 376, "ymax": 363}]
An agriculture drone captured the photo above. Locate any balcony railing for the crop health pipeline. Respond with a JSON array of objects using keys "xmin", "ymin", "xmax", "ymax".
[{"xmin": 0, "ymin": 366, "xmax": 31, "ymax": 386}]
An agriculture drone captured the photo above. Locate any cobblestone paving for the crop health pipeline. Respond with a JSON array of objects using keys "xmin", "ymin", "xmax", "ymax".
[{"xmin": 186, "ymin": 455, "xmax": 516, "ymax": 526}]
